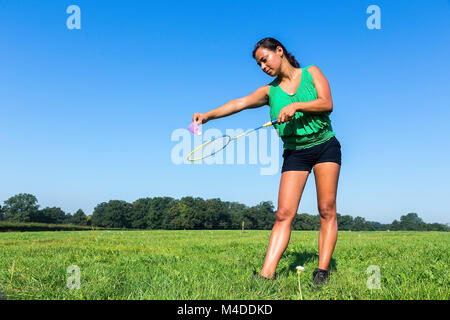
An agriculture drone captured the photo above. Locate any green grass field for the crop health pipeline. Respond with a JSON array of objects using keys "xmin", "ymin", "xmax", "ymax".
[{"xmin": 0, "ymin": 230, "xmax": 448, "ymax": 300}]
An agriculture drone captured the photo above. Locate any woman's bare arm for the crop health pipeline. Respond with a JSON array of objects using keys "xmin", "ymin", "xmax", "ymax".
[
  {"xmin": 192, "ymin": 85, "xmax": 270, "ymax": 124},
  {"xmin": 293, "ymin": 66, "xmax": 333, "ymax": 113}
]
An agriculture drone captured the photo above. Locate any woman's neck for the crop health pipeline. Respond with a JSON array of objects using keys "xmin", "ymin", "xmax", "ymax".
[{"xmin": 278, "ymin": 63, "xmax": 300, "ymax": 83}]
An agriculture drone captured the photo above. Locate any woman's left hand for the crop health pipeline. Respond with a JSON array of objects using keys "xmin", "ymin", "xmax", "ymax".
[{"xmin": 277, "ymin": 104, "xmax": 297, "ymax": 123}]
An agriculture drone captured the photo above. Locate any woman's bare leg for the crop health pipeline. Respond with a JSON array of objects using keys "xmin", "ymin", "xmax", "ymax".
[
  {"xmin": 260, "ymin": 170, "xmax": 309, "ymax": 278},
  {"xmin": 313, "ymin": 162, "xmax": 340, "ymax": 271}
]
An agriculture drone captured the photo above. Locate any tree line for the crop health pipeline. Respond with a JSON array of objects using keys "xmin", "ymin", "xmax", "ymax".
[{"xmin": 0, "ymin": 193, "xmax": 448, "ymax": 231}]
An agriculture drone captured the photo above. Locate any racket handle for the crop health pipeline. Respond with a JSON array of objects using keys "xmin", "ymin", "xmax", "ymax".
[{"xmin": 262, "ymin": 119, "xmax": 279, "ymax": 127}]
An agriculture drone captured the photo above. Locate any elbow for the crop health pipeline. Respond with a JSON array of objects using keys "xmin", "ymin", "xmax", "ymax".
[
  {"xmin": 319, "ymin": 98, "xmax": 332, "ymax": 113},
  {"xmin": 319, "ymin": 99, "xmax": 333, "ymax": 112},
  {"xmin": 327, "ymin": 100, "xmax": 333, "ymax": 113}
]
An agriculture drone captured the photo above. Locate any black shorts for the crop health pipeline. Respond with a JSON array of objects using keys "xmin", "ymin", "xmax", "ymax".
[{"xmin": 281, "ymin": 136, "xmax": 342, "ymax": 173}]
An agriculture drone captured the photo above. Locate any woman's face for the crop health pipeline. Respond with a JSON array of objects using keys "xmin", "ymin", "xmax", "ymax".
[{"xmin": 254, "ymin": 46, "xmax": 283, "ymax": 76}]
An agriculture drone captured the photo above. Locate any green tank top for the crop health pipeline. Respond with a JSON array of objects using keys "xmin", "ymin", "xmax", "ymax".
[{"xmin": 268, "ymin": 65, "xmax": 335, "ymax": 150}]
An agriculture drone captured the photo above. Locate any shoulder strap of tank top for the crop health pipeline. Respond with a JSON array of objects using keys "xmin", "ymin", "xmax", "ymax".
[
  {"xmin": 303, "ymin": 65, "xmax": 317, "ymax": 81},
  {"xmin": 304, "ymin": 65, "xmax": 316, "ymax": 72}
]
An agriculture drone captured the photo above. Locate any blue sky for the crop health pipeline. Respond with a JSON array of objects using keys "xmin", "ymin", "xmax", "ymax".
[{"xmin": 1, "ymin": 0, "xmax": 449, "ymax": 224}]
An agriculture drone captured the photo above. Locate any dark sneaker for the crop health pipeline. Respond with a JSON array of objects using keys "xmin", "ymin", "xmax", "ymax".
[
  {"xmin": 312, "ymin": 268, "xmax": 329, "ymax": 287},
  {"xmin": 252, "ymin": 270, "xmax": 277, "ymax": 281}
]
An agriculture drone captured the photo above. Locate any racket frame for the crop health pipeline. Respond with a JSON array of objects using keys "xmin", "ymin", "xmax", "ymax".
[{"xmin": 187, "ymin": 119, "xmax": 278, "ymax": 162}]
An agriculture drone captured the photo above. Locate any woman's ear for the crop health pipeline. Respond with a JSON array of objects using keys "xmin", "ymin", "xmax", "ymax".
[{"xmin": 276, "ymin": 46, "xmax": 284, "ymax": 58}]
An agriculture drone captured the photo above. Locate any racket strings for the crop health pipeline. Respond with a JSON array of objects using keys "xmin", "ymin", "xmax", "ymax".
[{"xmin": 188, "ymin": 135, "xmax": 231, "ymax": 160}]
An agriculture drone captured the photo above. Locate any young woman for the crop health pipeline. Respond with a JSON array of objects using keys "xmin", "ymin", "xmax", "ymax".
[{"xmin": 192, "ymin": 37, "xmax": 341, "ymax": 286}]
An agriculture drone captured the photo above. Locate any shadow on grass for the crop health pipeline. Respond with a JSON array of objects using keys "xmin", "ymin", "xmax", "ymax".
[{"xmin": 280, "ymin": 250, "xmax": 338, "ymax": 276}]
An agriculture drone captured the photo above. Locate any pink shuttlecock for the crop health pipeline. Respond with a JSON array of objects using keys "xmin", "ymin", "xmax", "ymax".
[{"xmin": 187, "ymin": 121, "xmax": 202, "ymax": 135}]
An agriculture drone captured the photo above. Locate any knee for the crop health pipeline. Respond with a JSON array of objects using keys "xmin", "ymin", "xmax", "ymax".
[
  {"xmin": 318, "ymin": 202, "xmax": 336, "ymax": 221},
  {"xmin": 275, "ymin": 207, "xmax": 295, "ymax": 223}
]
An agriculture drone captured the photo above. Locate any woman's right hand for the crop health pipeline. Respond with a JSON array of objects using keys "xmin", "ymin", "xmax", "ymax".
[{"xmin": 192, "ymin": 112, "xmax": 209, "ymax": 125}]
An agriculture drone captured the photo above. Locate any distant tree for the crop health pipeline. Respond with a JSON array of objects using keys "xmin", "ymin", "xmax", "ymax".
[
  {"xmin": 369, "ymin": 221, "xmax": 390, "ymax": 231},
  {"xmin": 353, "ymin": 216, "xmax": 365, "ymax": 230},
  {"xmin": 353, "ymin": 216, "xmax": 377, "ymax": 231},
  {"xmin": 253, "ymin": 201, "xmax": 276, "ymax": 229},
  {"xmin": 390, "ymin": 219, "xmax": 401, "ymax": 231},
  {"xmin": 425, "ymin": 223, "xmax": 447, "ymax": 231},
  {"xmin": 167, "ymin": 197, "xmax": 200, "ymax": 229},
  {"xmin": 35, "ymin": 207, "xmax": 67, "ymax": 224},
  {"xmin": 203, "ymin": 198, "xmax": 229, "ymax": 229},
  {"xmin": 91, "ymin": 200, "xmax": 133, "ymax": 228},
  {"xmin": 86, "ymin": 215, "xmax": 92, "ymax": 226},
  {"xmin": 216, "ymin": 202, "xmax": 233, "ymax": 229},
  {"xmin": 0, "ymin": 205, "xmax": 4, "ymax": 221},
  {"xmin": 292, "ymin": 213, "xmax": 320, "ymax": 230},
  {"xmin": 131, "ymin": 198, "xmax": 152, "ymax": 229},
  {"xmin": 150, "ymin": 197, "xmax": 176, "ymax": 229},
  {"xmin": 242, "ymin": 206, "xmax": 260, "ymax": 230},
  {"xmin": 337, "ymin": 214, "xmax": 354, "ymax": 230},
  {"xmin": 71, "ymin": 209, "xmax": 88, "ymax": 226},
  {"xmin": 3, "ymin": 193, "xmax": 39, "ymax": 222},
  {"xmin": 164, "ymin": 200, "xmax": 181, "ymax": 230},
  {"xmin": 227, "ymin": 202, "xmax": 248, "ymax": 229},
  {"xmin": 399, "ymin": 213, "xmax": 425, "ymax": 231},
  {"xmin": 129, "ymin": 197, "xmax": 177, "ymax": 229}
]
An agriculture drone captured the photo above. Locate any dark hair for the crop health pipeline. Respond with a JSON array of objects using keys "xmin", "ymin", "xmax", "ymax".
[{"xmin": 252, "ymin": 37, "xmax": 300, "ymax": 68}]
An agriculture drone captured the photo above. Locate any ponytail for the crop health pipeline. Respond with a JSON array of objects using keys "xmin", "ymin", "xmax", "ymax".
[
  {"xmin": 252, "ymin": 37, "xmax": 301, "ymax": 68},
  {"xmin": 284, "ymin": 51, "xmax": 300, "ymax": 68}
]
